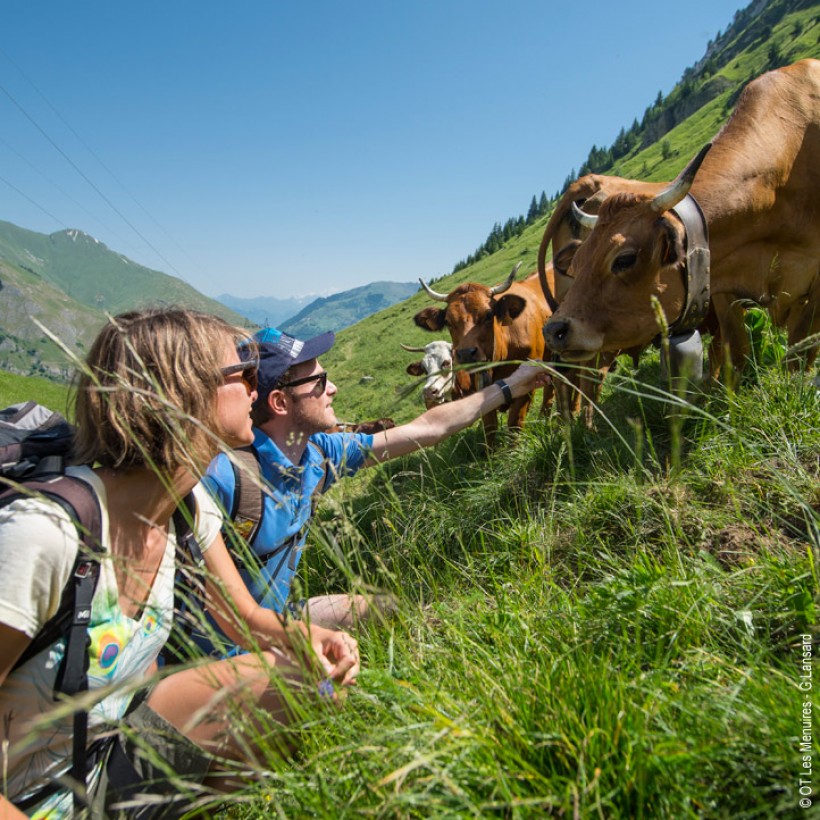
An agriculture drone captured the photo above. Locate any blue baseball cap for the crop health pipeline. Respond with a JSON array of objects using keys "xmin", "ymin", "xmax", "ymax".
[{"xmin": 253, "ymin": 327, "xmax": 335, "ymax": 402}]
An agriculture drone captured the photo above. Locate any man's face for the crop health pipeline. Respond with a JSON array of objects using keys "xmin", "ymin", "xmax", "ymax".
[{"xmin": 283, "ymin": 358, "xmax": 337, "ymax": 434}]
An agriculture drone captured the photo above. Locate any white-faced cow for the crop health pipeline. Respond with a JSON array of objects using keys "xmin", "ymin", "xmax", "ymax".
[
  {"xmin": 414, "ymin": 262, "xmax": 552, "ymax": 444},
  {"xmin": 543, "ymin": 59, "xmax": 820, "ymax": 380},
  {"xmin": 536, "ymin": 174, "xmax": 669, "ymax": 424},
  {"xmin": 400, "ymin": 340, "xmax": 458, "ymax": 409}
]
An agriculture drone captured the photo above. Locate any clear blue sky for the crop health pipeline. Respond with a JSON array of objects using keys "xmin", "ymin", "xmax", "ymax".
[{"xmin": 0, "ymin": 1, "xmax": 743, "ymax": 300}]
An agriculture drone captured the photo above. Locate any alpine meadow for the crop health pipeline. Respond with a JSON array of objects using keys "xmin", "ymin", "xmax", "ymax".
[{"xmin": 2, "ymin": 1, "xmax": 820, "ymax": 817}]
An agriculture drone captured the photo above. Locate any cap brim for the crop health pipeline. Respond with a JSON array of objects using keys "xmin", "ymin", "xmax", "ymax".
[{"xmin": 292, "ymin": 331, "xmax": 335, "ymax": 366}]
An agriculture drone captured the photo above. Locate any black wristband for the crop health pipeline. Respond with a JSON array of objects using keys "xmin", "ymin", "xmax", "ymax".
[{"xmin": 496, "ymin": 379, "xmax": 513, "ymax": 404}]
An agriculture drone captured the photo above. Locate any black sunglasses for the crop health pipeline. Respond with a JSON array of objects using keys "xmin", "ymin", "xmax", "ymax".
[
  {"xmin": 220, "ymin": 357, "xmax": 259, "ymax": 394},
  {"xmin": 277, "ymin": 371, "xmax": 328, "ymax": 393}
]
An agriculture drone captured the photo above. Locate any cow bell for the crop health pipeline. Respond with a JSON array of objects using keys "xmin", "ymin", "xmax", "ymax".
[{"xmin": 660, "ymin": 329, "xmax": 704, "ymax": 392}]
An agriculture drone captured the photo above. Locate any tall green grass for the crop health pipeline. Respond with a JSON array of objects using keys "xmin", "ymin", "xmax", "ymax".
[
  {"xmin": 2, "ymin": 337, "xmax": 817, "ymax": 817},
  {"xmin": 218, "ymin": 347, "xmax": 819, "ymax": 819}
]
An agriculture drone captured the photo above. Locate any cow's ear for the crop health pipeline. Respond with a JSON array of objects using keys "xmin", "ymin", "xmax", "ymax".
[
  {"xmin": 553, "ymin": 239, "xmax": 582, "ymax": 277},
  {"xmin": 494, "ymin": 294, "xmax": 527, "ymax": 326},
  {"xmin": 658, "ymin": 218, "xmax": 685, "ymax": 266},
  {"xmin": 414, "ymin": 307, "xmax": 446, "ymax": 332},
  {"xmin": 406, "ymin": 362, "xmax": 425, "ymax": 376}
]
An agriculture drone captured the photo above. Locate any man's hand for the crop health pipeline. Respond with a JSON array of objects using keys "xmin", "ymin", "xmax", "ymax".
[{"xmin": 504, "ymin": 360, "xmax": 553, "ymax": 397}]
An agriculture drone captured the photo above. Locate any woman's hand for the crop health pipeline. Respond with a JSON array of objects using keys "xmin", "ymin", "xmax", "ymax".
[{"xmin": 309, "ymin": 623, "xmax": 359, "ymax": 687}]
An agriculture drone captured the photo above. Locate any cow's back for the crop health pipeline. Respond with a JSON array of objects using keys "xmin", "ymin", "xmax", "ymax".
[{"xmin": 695, "ymin": 59, "xmax": 820, "ymax": 230}]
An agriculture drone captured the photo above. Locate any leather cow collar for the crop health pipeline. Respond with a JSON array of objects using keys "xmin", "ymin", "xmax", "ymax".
[{"xmin": 668, "ymin": 193, "xmax": 711, "ymax": 336}]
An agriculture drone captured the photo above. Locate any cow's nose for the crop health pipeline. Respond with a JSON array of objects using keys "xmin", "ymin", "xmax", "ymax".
[
  {"xmin": 456, "ymin": 347, "xmax": 478, "ymax": 363},
  {"xmin": 544, "ymin": 319, "xmax": 570, "ymax": 351}
]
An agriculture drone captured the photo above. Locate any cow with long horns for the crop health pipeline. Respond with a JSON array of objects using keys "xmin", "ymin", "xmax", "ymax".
[
  {"xmin": 536, "ymin": 174, "xmax": 668, "ymax": 424},
  {"xmin": 542, "ymin": 59, "xmax": 820, "ymax": 379},
  {"xmin": 414, "ymin": 263, "xmax": 552, "ymax": 444}
]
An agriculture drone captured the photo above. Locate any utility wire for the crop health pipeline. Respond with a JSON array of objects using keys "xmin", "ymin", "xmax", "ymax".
[
  {"xmin": 0, "ymin": 173, "xmax": 66, "ymax": 225},
  {"xmin": 0, "ymin": 79, "xmax": 188, "ymax": 282},
  {"xmin": 0, "ymin": 133, "xmax": 145, "ymax": 260},
  {"xmin": 0, "ymin": 46, "xmax": 208, "ymax": 280}
]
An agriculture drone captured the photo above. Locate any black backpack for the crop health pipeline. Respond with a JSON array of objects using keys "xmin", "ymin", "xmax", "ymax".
[{"xmin": 0, "ymin": 401, "xmax": 199, "ymax": 812}]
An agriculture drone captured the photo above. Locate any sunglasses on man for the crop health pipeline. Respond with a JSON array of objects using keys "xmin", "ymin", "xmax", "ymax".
[{"xmin": 277, "ymin": 371, "xmax": 329, "ymax": 393}]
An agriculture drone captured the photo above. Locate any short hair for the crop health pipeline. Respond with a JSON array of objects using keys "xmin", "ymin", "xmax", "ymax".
[
  {"xmin": 73, "ymin": 308, "xmax": 249, "ymax": 474},
  {"xmin": 250, "ymin": 363, "xmax": 300, "ymax": 426}
]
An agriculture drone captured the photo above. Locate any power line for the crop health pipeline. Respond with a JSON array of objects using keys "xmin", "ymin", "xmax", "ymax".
[
  {"xmin": 0, "ymin": 79, "xmax": 190, "ymax": 283},
  {"xmin": 0, "ymin": 47, "xmax": 209, "ymax": 280},
  {"xmin": 0, "ymin": 133, "xmax": 145, "ymax": 259},
  {"xmin": 0, "ymin": 173, "xmax": 67, "ymax": 225}
]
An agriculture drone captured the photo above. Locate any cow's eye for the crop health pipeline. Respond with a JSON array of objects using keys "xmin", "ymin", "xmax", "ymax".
[{"xmin": 612, "ymin": 252, "xmax": 637, "ymax": 274}]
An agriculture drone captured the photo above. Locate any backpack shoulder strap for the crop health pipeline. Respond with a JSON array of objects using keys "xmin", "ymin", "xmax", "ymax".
[
  {"xmin": 172, "ymin": 491, "xmax": 202, "ymax": 564},
  {"xmin": 6, "ymin": 475, "xmax": 103, "ymax": 670},
  {"xmin": 308, "ymin": 439, "xmax": 333, "ymax": 498},
  {"xmin": 2, "ymin": 474, "xmax": 103, "ymax": 810},
  {"xmin": 229, "ymin": 445, "xmax": 264, "ymax": 546}
]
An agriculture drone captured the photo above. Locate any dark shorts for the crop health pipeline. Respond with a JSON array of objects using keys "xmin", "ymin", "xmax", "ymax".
[{"xmin": 92, "ymin": 697, "xmax": 215, "ymax": 819}]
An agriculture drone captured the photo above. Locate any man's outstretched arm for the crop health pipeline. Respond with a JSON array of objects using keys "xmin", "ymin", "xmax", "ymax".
[{"xmin": 365, "ymin": 361, "xmax": 551, "ymax": 464}]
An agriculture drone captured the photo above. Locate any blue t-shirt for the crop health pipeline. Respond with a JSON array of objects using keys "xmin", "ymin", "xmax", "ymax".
[{"xmin": 203, "ymin": 427, "xmax": 373, "ymax": 616}]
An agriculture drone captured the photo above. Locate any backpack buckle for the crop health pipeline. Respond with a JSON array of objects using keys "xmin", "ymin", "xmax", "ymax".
[{"xmin": 74, "ymin": 560, "xmax": 95, "ymax": 579}]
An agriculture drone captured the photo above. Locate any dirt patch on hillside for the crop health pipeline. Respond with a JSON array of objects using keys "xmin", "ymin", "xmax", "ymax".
[{"xmin": 704, "ymin": 523, "xmax": 797, "ymax": 568}]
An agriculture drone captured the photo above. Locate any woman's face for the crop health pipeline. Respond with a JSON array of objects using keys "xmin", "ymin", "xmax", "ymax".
[{"xmin": 216, "ymin": 339, "xmax": 257, "ymax": 448}]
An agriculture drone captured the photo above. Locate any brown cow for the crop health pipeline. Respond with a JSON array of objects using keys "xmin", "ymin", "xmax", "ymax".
[
  {"xmin": 536, "ymin": 174, "xmax": 668, "ymax": 424},
  {"xmin": 543, "ymin": 59, "xmax": 820, "ymax": 379},
  {"xmin": 414, "ymin": 262, "xmax": 552, "ymax": 444}
]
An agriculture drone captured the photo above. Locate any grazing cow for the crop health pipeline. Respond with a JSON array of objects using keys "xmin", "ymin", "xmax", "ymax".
[
  {"xmin": 400, "ymin": 340, "xmax": 458, "ymax": 408},
  {"xmin": 536, "ymin": 174, "xmax": 667, "ymax": 424},
  {"xmin": 543, "ymin": 59, "xmax": 820, "ymax": 379},
  {"xmin": 414, "ymin": 262, "xmax": 552, "ymax": 444}
]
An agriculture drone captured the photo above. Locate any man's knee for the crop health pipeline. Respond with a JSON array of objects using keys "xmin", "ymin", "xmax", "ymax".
[{"xmin": 305, "ymin": 592, "xmax": 398, "ymax": 629}]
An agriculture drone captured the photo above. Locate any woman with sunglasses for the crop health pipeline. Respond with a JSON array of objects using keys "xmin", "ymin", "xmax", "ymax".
[
  {"xmin": 0, "ymin": 309, "xmax": 359, "ymax": 819},
  {"xmin": 203, "ymin": 327, "xmax": 549, "ymax": 650}
]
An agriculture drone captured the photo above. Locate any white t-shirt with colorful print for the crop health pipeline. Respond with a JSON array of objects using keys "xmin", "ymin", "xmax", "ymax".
[{"xmin": 0, "ymin": 466, "xmax": 221, "ymax": 816}]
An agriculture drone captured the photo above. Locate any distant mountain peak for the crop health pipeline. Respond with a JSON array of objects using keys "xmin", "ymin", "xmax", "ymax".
[{"xmin": 52, "ymin": 228, "xmax": 105, "ymax": 247}]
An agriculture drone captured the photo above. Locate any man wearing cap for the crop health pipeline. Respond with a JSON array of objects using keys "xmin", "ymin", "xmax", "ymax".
[{"xmin": 202, "ymin": 327, "xmax": 547, "ymax": 652}]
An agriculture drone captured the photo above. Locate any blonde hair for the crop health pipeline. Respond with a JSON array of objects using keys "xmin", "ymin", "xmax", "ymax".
[{"xmin": 73, "ymin": 308, "xmax": 249, "ymax": 474}]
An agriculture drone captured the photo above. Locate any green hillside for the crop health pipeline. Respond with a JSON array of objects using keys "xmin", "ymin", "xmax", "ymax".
[
  {"xmin": 323, "ymin": 0, "xmax": 820, "ymax": 426},
  {"xmin": 0, "ymin": 220, "xmax": 255, "ymax": 378},
  {"xmin": 1, "ymin": 5, "xmax": 818, "ymax": 817},
  {"xmin": 0, "ymin": 257, "xmax": 103, "ymax": 380},
  {"xmin": 0, "ymin": 221, "xmax": 250, "ymax": 322},
  {"xmin": 0, "ymin": 370, "xmax": 71, "ymax": 416},
  {"xmin": 281, "ymin": 280, "xmax": 419, "ymax": 337}
]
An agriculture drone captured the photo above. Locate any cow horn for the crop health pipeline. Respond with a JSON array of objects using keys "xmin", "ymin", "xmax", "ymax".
[
  {"xmin": 400, "ymin": 343, "xmax": 427, "ymax": 353},
  {"xmin": 489, "ymin": 262, "xmax": 521, "ymax": 296},
  {"xmin": 571, "ymin": 201, "xmax": 599, "ymax": 229},
  {"xmin": 650, "ymin": 142, "xmax": 713, "ymax": 214},
  {"xmin": 419, "ymin": 277, "xmax": 449, "ymax": 301}
]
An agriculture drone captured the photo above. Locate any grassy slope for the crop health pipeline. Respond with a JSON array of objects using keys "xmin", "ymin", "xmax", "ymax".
[
  {"xmin": 279, "ymin": 357, "xmax": 819, "ymax": 818},
  {"xmin": 245, "ymin": 7, "xmax": 820, "ymax": 818},
  {"xmin": 0, "ymin": 220, "xmax": 251, "ymax": 326},
  {"xmin": 0, "ymin": 371, "xmax": 71, "ymax": 415},
  {"xmin": 2, "ymin": 5, "xmax": 819, "ymax": 819}
]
